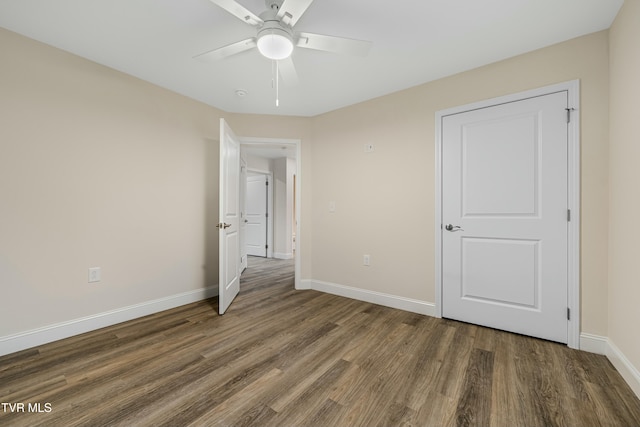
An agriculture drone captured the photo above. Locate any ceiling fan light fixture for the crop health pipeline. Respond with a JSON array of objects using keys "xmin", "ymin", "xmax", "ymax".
[{"xmin": 257, "ymin": 27, "xmax": 293, "ymax": 60}]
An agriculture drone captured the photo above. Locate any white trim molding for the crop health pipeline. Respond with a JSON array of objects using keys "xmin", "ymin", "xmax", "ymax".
[
  {"xmin": 274, "ymin": 252, "xmax": 294, "ymax": 260},
  {"xmin": 607, "ymin": 340, "xmax": 640, "ymax": 399},
  {"xmin": 297, "ymin": 278, "xmax": 312, "ymax": 290},
  {"xmin": 434, "ymin": 80, "xmax": 581, "ymax": 349},
  {"xmin": 309, "ymin": 279, "xmax": 435, "ymax": 316},
  {"xmin": 0, "ymin": 286, "xmax": 218, "ymax": 357},
  {"xmin": 579, "ymin": 333, "xmax": 640, "ymax": 400},
  {"xmin": 580, "ymin": 332, "xmax": 609, "ymax": 355}
]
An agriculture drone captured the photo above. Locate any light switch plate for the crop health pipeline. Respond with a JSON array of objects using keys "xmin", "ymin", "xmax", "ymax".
[{"xmin": 88, "ymin": 267, "xmax": 101, "ymax": 283}]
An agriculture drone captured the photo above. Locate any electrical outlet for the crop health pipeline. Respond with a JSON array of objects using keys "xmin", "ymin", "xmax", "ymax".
[
  {"xmin": 363, "ymin": 255, "xmax": 371, "ymax": 266},
  {"xmin": 329, "ymin": 201, "xmax": 336, "ymax": 213},
  {"xmin": 88, "ymin": 267, "xmax": 101, "ymax": 283}
]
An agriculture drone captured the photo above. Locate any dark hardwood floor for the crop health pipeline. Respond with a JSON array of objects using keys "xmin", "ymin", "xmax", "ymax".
[{"xmin": 1, "ymin": 256, "xmax": 640, "ymax": 426}]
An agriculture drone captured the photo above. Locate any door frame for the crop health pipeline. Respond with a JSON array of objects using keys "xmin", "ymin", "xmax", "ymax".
[
  {"xmin": 434, "ymin": 80, "xmax": 581, "ymax": 349},
  {"xmin": 240, "ymin": 156, "xmax": 248, "ymax": 272},
  {"xmin": 240, "ymin": 137, "xmax": 302, "ymax": 291}
]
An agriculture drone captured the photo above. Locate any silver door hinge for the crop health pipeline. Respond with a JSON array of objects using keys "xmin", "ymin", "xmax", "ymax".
[
  {"xmin": 566, "ymin": 107, "xmax": 575, "ymax": 123},
  {"xmin": 567, "ymin": 307, "xmax": 571, "ymax": 320},
  {"xmin": 567, "ymin": 209, "xmax": 571, "ymax": 222}
]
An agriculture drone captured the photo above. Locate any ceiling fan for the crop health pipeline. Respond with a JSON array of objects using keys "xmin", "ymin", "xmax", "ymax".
[{"xmin": 194, "ymin": 0, "xmax": 372, "ymax": 85}]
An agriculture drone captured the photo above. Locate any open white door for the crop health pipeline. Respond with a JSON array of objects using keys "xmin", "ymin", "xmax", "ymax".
[{"xmin": 218, "ymin": 119, "xmax": 241, "ymax": 314}]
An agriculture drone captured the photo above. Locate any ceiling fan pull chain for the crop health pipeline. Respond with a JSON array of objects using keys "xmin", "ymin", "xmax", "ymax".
[
  {"xmin": 271, "ymin": 60, "xmax": 275, "ymax": 89},
  {"xmin": 270, "ymin": 60, "xmax": 279, "ymax": 107},
  {"xmin": 276, "ymin": 60, "xmax": 280, "ymax": 107}
]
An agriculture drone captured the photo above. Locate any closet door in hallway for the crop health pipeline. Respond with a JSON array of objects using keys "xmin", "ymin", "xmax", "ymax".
[{"xmin": 246, "ymin": 173, "xmax": 268, "ymax": 257}]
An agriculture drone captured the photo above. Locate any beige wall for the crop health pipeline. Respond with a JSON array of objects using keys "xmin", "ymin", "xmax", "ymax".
[
  {"xmin": 311, "ymin": 31, "xmax": 611, "ymax": 336},
  {"xmin": 0, "ymin": 28, "xmax": 318, "ymax": 341},
  {"xmin": 0, "ymin": 28, "xmax": 222, "ymax": 336},
  {"xmin": 608, "ymin": 0, "xmax": 640, "ymax": 377},
  {"xmin": 0, "ymin": 24, "xmax": 616, "ymax": 348}
]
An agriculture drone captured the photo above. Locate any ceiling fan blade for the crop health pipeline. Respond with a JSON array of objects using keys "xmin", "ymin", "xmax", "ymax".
[
  {"xmin": 296, "ymin": 32, "xmax": 372, "ymax": 57},
  {"xmin": 208, "ymin": 0, "xmax": 263, "ymax": 26},
  {"xmin": 277, "ymin": 0, "xmax": 314, "ymax": 27},
  {"xmin": 193, "ymin": 38, "xmax": 256, "ymax": 62},
  {"xmin": 278, "ymin": 56, "xmax": 299, "ymax": 86}
]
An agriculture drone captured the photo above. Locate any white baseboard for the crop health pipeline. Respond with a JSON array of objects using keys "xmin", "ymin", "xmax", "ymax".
[
  {"xmin": 297, "ymin": 279, "xmax": 312, "ymax": 290},
  {"xmin": 273, "ymin": 252, "xmax": 293, "ymax": 260},
  {"xmin": 0, "ymin": 285, "xmax": 218, "ymax": 357},
  {"xmin": 580, "ymin": 332, "xmax": 609, "ymax": 355},
  {"xmin": 308, "ymin": 279, "xmax": 435, "ymax": 316},
  {"xmin": 607, "ymin": 339, "xmax": 640, "ymax": 399},
  {"xmin": 580, "ymin": 332, "xmax": 640, "ymax": 399}
]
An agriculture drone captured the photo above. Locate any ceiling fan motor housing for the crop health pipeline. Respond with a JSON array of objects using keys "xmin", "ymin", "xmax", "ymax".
[{"xmin": 256, "ymin": 16, "xmax": 294, "ymax": 60}]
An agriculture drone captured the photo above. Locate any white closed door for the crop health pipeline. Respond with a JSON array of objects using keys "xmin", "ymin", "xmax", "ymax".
[
  {"xmin": 441, "ymin": 91, "xmax": 569, "ymax": 343},
  {"xmin": 218, "ymin": 119, "xmax": 240, "ymax": 315},
  {"xmin": 245, "ymin": 174, "xmax": 268, "ymax": 257}
]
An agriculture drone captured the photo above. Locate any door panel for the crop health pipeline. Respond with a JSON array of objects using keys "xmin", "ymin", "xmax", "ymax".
[
  {"xmin": 463, "ymin": 114, "xmax": 539, "ymax": 216},
  {"xmin": 461, "ymin": 237, "xmax": 539, "ymax": 308},
  {"xmin": 442, "ymin": 91, "xmax": 568, "ymax": 343},
  {"xmin": 219, "ymin": 119, "xmax": 240, "ymax": 315}
]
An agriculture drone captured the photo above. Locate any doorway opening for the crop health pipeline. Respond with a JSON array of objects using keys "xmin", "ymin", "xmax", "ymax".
[{"xmin": 240, "ymin": 137, "xmax": 301, "ymax": 290}]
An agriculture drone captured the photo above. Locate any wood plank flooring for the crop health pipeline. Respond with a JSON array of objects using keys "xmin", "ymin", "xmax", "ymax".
[{"xmin": 1, "ymin": 256, "xmax": 640, "ymax": 426}]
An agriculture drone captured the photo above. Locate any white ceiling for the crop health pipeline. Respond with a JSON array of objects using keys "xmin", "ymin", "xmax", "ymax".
[
  {"xmin": 0, "ymin": 0, "xmax": 623, "ymax": 117},
  {"xmin": 243, "ymin": 142, "xmax": 297, "ymax": 160}
]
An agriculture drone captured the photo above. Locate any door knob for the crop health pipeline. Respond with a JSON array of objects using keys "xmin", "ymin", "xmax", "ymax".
[
  {"xmin": 445, "ymin": 224, "xmax": 464, "ymax": 232},
  {"xmin": 216, "ymin": 222, "xmax": 232, "ymax": 229}
]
